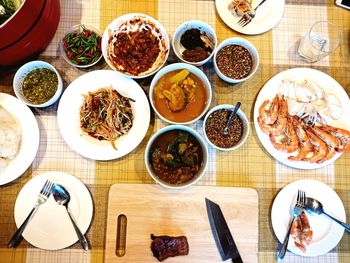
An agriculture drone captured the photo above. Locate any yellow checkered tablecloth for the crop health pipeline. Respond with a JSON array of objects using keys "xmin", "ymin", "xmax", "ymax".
[{"xmin": 0, "ymin": 0, "xmax": 350, "ymax": 262}]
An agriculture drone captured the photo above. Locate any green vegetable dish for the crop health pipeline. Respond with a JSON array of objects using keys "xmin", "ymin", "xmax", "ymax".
[
  {"xmin": 0, "ymin": 0, "xmax": 23, "ymax": 25},
  {"xmin": 63, "ymin": 25, "xmax": 102, "ymax": 66},
  {"xmin": 22, "ymin": 68, "xmax": 58, "ymax": 105}
]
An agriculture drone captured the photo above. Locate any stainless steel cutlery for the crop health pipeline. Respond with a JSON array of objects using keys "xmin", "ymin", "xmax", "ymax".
[{"xmin": 8, "ymin": 180, "xmax": 54, "ymax": 248}]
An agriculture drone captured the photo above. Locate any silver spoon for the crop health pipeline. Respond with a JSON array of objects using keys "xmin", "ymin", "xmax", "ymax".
[
  {"xmin": 52, "ymin": 184, "xmax": 90, "ymax": 250},
  {"xmin": 223, "ymin": 102, "xmax": 241, "ymax": 136},
  {"xmin": 304, "ymin": 197, "xmax": 350, "ymax": 232}
]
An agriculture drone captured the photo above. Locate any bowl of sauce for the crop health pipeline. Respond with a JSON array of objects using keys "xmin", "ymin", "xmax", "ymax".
[
  {"xmin": 172, "ymin": 20, "xmax": 217, "ymax": 66},
  {"xmin": 203, "ymin": 104, "xmax": 249, "ymax": 151},
  {"xmin": 149, "ymin": 63, "xmax": 212, "ymax": 125},
  {"xmin": 145, "ymin": 125, "xmax": 208, "ymax": 188},
  {"xmin": 13, "ymin": 61, "xmax": 63, "ymax": 108}
]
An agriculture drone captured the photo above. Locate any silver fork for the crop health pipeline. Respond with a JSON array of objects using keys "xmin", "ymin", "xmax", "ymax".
[
  {"xmin": 237, "ymin": 0, "xmax": 268, "ymax": 27},
  {"xmin": 277, "ymin": 189, "xmax": 306, "ymax": 261},
  {"xmin": 8, "ymin": 180, "xmax": 54, "ymax": 248}
]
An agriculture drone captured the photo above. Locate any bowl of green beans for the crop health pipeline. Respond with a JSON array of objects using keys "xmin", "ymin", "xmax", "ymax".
[{"xmin": 60, "ymin": 24, "xmax": 103, "ymax": 68}]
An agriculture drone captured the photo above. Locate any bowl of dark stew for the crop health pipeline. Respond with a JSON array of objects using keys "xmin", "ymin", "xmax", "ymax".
[
  {"xmin": 203, "ymin": 104, "xmax": 249, "ymax": 151},
  {"xmin": 145, "ymin": 125, "xmax": 208, "ymax": 189}
]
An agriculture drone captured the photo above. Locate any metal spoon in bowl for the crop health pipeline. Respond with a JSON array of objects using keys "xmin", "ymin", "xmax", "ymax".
[
  {"xmin": 52, "ymin": 184, "xmax": 90, "ymax": 250},
  {"xmin": 304, "ymin": 197, "xmax": 350, "ymax": 232},
  {"xmin": 223, "ymin": 102, "xmax": 241, "ymax": 136}
]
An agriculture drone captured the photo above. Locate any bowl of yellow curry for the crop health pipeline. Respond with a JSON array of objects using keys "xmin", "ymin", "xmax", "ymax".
[{"xmin": 149, "ymin": 63, "xmax": 212, "ymax": 125}]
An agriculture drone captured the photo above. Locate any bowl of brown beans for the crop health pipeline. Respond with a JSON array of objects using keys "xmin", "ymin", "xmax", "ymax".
[
  {"xmin": 214, "ymin": 37, "xmax": 259, "ymax": 84},
  {"xmin": 13, "ymin": 60, "xmax": 63, "ymax": 108},
  {"xmin": 203, "ymin": 104, "xmax": 249, "ymax": 151}
]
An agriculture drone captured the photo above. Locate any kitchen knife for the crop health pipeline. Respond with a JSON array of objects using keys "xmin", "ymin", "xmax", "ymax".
[{"xmin": 205, "ymin": 198, "xmax": 243, "ymax": 263}]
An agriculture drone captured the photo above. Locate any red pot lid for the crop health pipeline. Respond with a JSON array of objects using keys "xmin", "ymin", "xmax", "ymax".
[{"xmin": 0, "ymin": 0, "xmax": 46, "ymax": 49}]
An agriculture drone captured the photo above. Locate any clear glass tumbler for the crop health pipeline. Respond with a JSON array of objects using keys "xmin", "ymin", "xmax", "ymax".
[{"xmin": 297, "ymin": 21, "xmax": 342, "ymax": 63}]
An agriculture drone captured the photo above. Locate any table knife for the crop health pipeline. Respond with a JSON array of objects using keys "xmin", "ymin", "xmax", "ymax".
[{"xmin": 205, "ymin": 198, "xmax": 243, "ymax": 263}]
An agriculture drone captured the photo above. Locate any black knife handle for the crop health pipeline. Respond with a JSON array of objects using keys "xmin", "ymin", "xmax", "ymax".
[{"xmin": 232, "ymin": 256, "xmax": 243, "ymax": 263}]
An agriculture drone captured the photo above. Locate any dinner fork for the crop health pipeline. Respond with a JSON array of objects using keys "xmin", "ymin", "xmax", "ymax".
[
  {"xmin": 8, "ymin": 180, "xmax": 54, "ymax": 248},
  {"xmin": 237, "ymin": 0, "xmax": 268, "ymax": 27},
  {"xmin": 277, "ymin": 189, "xmax": 306, "ymax": 261}
]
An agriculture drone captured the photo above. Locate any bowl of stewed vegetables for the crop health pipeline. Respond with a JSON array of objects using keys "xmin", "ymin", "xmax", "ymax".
[{"xmin": 145, "ymin": 125, "xmax": 208, "ymax": 189}]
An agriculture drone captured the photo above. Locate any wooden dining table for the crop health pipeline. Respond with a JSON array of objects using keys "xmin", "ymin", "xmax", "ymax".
[{"xmin": 0, "ymin": 0, "xmax": 349, "ymax": 262}]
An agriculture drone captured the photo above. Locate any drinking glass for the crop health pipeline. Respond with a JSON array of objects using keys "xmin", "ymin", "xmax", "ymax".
[{"xmin": 297, "ymin": 21, "xmax": 342, "ymax": 63}]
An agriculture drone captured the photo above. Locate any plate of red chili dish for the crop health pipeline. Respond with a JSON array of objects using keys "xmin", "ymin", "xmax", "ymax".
[{"xmin": 102, "ymin": 13, "xmax": 170, "ymax": 78}]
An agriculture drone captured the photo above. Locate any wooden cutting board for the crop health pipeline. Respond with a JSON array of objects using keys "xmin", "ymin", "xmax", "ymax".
[{"xmin": 105, "ymin": 184, "xmax": 258, "ymax": 263}]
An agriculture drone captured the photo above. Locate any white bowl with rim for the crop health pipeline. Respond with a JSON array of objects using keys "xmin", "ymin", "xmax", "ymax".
[
  {"xmin": 101, "ymin": 13, "xmax": 170, "ymax": 79},
  {"xmin": 149, "ymin": 62, "xmax": 212, "ymax": 125},
  {"xmin": 172, "ymin": 20, "xmax": 217, "ymax": 66},
  {"xmin": 145, "ymin": 125, "xmax": 208, "ymax": 189},
  {"xmin": 13, "ymin": 60, "xmax": 63, "ymax": 108},
  {"xmin": 203, "ymin": 104, "xmax": 249, "ymax": 151},
  {"xmin": 214, "ymin": 37, "xmax": 259, "ymax": 84},
  {"xmin": 60, "ymin": 24, "xmax": 103, "ymax": 68}
]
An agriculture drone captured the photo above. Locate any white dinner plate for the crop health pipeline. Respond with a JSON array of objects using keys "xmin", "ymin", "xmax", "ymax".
[
  {"xmin": 0, "ymin": 93, "xmax": 39, "ymax": 185},
  {"xmin": 215, "ymin": 0, "xmax": 285, "ymax": 35},
  {"xmin": 253, "ymin": 68, "xmax": 350, "ymax": 169},
  {"xmin": 57, "ymin": 70, "xmax": 150, "ymax": 160},
  {"xmin": 14, "ymin": 171, "xmax": 93, "ymax": 250},
  {"xmin": 271, "ymin": 179, "xmax": 345, "ymax": 257}
]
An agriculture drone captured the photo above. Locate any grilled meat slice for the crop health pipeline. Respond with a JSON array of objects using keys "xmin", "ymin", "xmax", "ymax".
[{"xmin": 150, "ymin": 234, "xmax": 189, "ymax": 261}]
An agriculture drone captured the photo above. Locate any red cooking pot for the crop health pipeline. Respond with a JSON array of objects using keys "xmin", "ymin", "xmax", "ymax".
[{"xmin": 0, "ymin": 0, "xmax": 60, "ymax": 67}]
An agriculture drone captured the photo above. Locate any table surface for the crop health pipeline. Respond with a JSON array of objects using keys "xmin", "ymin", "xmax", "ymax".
[{"xmin": 0, "ymin": 1, "xmax": 349, "ymax": 263}]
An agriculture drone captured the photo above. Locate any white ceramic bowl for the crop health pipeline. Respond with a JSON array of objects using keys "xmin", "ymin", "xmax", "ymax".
[
  {"xmin": 214, "ymin": 37, "xmax": 259, "ymax": 84},
  {"xmin": 172, "ymin": 20, "xmax": 217, "ymax": 66},
  {"xmin": 60, "ymin": 24, "xmax": 103, "ymax": 68},
  {"xmin": 13, "ymin": 60, "xmax": 63, "ymax": 108},
  {"xmin": 102, "ymin": 13, "xmax": 170, "ymax": 79},
  {"xmin": 149, "ymin": 63, "xmax": 212, "ymax": 125},
  {"xmin": 145, "ymin": 125, "xmax": 208, "ymax": 189},
  {"xmin": 203, "ymin": 104, "xmax": 249, "ymax": 151}
]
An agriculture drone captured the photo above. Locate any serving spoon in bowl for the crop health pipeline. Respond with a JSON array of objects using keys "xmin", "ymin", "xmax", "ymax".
[
  {"xmin": 223, "ymin": 102, "xmax": 241, "ymax": 136},
  {"xmin": 52, "ymin": 183, "xmax": 89, "ymax": 250},
  {"xmin": 304, "ymin": 197, "xmax": 350, "ymax": 232}
]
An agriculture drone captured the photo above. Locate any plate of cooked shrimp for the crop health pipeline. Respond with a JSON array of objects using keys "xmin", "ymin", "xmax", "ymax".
[
  {"xmin": 254, "ymin": 68, "xmax": 350, "ymax": 169},
  {"xmin": 271, "ymin": 179, "xmax": 345, "ymax": 256}
]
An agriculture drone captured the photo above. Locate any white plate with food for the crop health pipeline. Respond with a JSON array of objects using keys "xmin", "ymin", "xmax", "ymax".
[
  {"xmin": 0, "ymin": 93, "xmax": 39, "ymax": 185},
  {"xmin": 215, "ymin": 0, "xmax": 285, "ymax": 35},
  {"xmin": 271, "ymin": 179, "xmax": 345, "ymax": 257},
  {"xmin": 14, "ymin": 171, "xmax": 93, "ymax": 250},
  {"xmin": 102, "ymin": 13, "xmax": 169, "ymax": 78},
  {"xmin": 57, "ymin": 70, "xmax": 150, "ymax": 160},
  {"xmin": 253, "ymin": 68, "xmax": 350, "ymax": 169}
]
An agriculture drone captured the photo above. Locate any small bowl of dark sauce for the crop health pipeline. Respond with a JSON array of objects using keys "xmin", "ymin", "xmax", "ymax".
[
  {"xmin": 203, "ymin": 104, "xmax": 249, "ymax": 151},
  {"xmin": 13, "ymin": 61, "xmax": 63, "ymax": 108},
  {"xmin": 172, "ymin": 20, "xmax": 217, "ymax": 66}
]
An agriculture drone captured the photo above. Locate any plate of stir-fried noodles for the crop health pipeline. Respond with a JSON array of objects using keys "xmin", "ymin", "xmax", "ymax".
[{"xmin": 57, "ymin": 70, "xmax": 150, "ymax": 160}]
